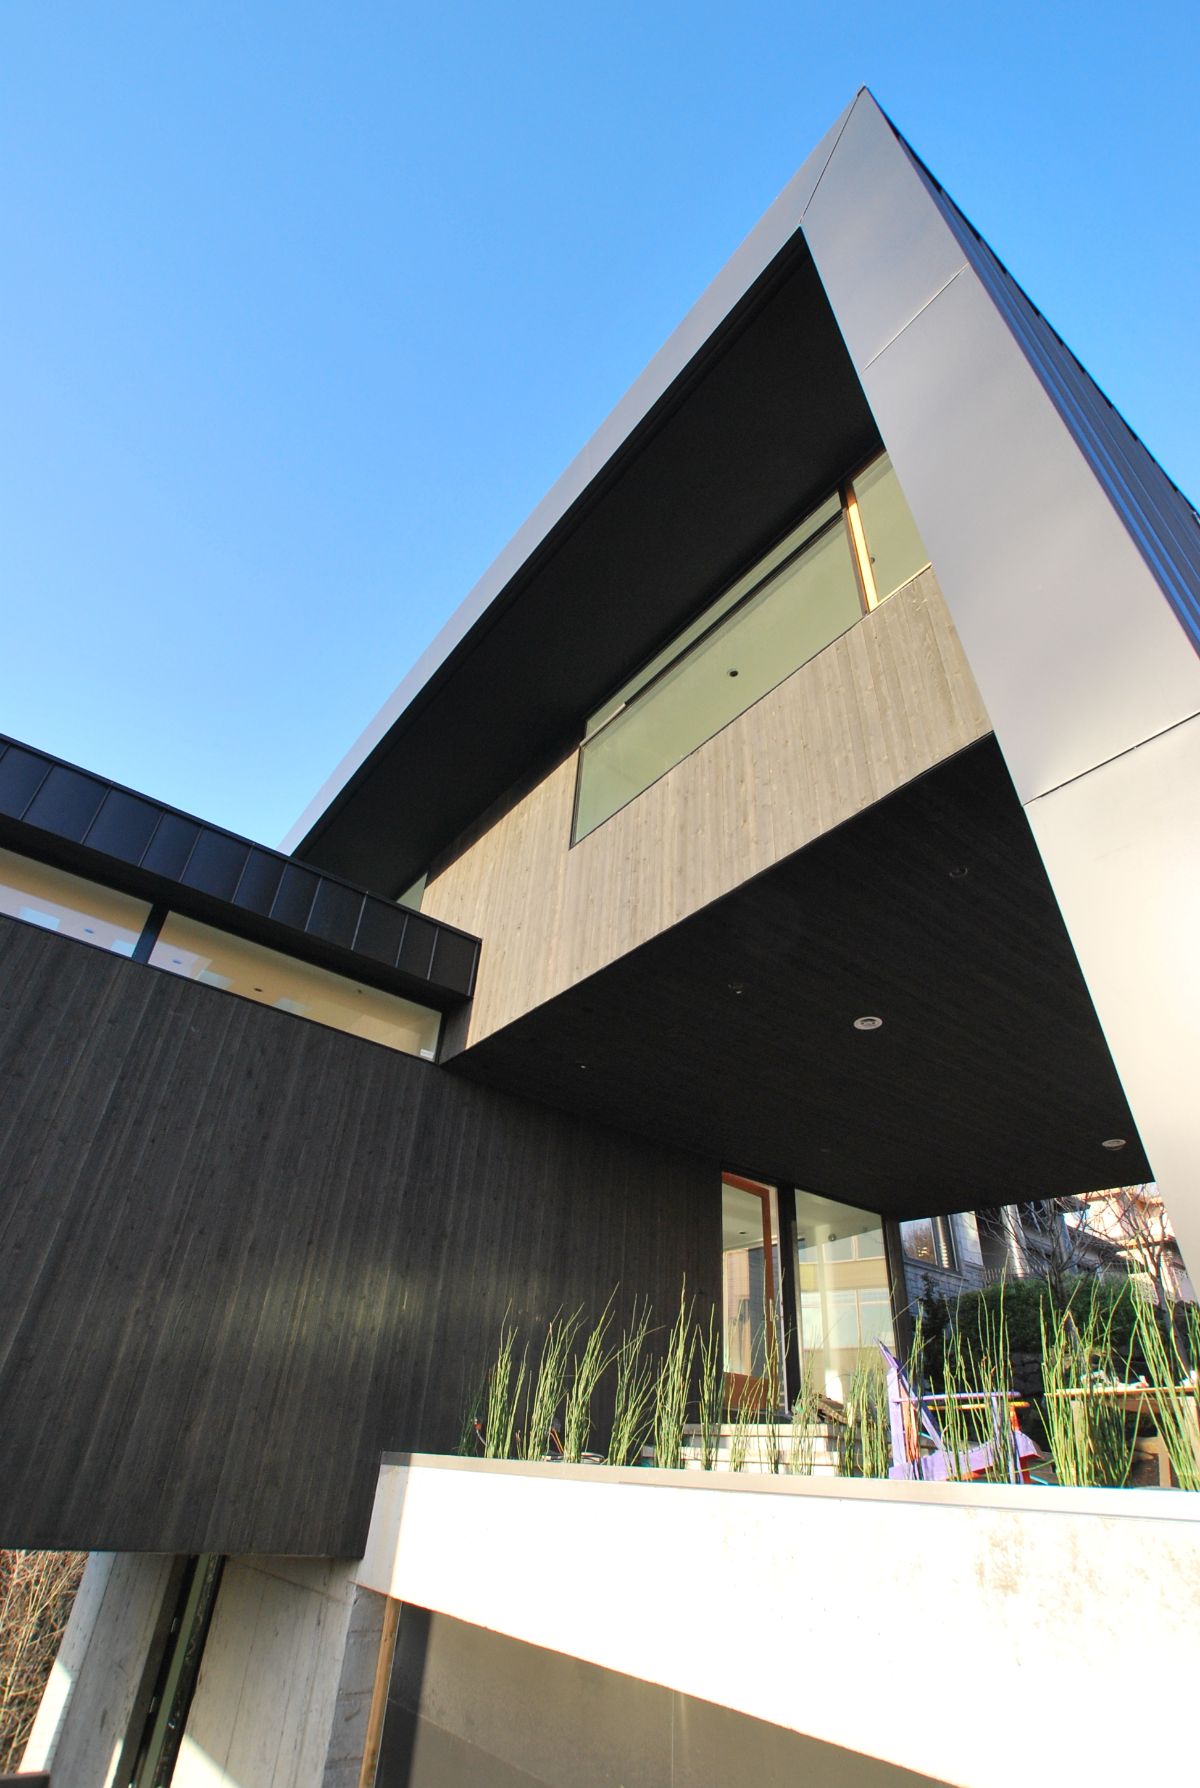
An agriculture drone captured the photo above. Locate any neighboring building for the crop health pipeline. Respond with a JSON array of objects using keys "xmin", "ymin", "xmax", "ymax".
[
  {"xmin": 898, "ymin": 1188, "xmax": 1198, "ymax": 1315},
  {"xmin": 3, "ymin": 88, "xmax": 1200, "ymax": 1788}
]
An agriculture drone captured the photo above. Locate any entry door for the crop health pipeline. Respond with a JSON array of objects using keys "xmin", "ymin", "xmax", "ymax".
[{"xmin": 721, "ymin": 1174, "xmax": 781, "ymax": 1410}]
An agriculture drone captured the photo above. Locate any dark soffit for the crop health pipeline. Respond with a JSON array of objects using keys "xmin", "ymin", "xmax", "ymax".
[
  {"xmin": 292, "ymin": 235, "xmax": 881, "ymax": 894},
  {"xmin": 446, "ymin": 737, "xmax": 1150, "ymax": 1218}
]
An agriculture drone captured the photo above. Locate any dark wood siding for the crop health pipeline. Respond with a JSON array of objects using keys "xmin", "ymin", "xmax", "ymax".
[{"xmin": 0, "ymin": 919, "xmax": 717, "ymax": 1556}]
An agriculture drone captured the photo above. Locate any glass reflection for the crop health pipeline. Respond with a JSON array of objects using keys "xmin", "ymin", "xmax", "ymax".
[{"xmin": 794, "ymin": 1188, "xmax": 894, "ymax": 1401}]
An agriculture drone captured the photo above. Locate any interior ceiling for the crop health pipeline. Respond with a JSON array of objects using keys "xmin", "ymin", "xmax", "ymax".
[
  {"xmin": 296, "ymin": 234, "xmax": 880, "ymax": 895},
  {"xmin": 447, "ymin": 738, "xmax": 1150, "ymax": 1219}
]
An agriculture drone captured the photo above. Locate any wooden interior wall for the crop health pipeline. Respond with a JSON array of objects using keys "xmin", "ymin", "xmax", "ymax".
[
  {"xmin": 423, "ymin": 570, "xmax": 989, "ymax": 1047},
  {"xmin": 0, "ymin": 919, "xmax": 717, "ymax": 1557}
]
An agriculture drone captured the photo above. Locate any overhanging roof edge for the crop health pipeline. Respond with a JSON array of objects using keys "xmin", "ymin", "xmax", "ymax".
[{"xmin": 281, "ymin": 90, "xmax": 868, "ymax": 857}]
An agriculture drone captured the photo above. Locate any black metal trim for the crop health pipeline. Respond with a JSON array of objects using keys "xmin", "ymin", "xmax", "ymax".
[{"xmin": 0, "ymin": 735, "xmax": 481, "ymax": 1013}]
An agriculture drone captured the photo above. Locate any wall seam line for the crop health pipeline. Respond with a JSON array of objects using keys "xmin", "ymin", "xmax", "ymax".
[{"xmin": 1023, "ymin": 706, "xmax": 1200, "ymax": 807}]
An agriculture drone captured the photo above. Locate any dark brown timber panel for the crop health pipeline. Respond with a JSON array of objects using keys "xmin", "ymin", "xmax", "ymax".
[{"xmin": 0, "ymin": 920, "xmax": 717, "ymax": 1556}]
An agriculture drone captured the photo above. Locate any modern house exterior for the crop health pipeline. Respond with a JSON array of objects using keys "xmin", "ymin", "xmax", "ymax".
[{"xmin": 3, "ymin": 88, "xmax": 1199, "ymax": 1788}]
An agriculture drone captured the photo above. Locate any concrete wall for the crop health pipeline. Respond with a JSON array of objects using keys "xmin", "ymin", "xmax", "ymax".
[
  {"xmin": 21, "ymin": 1552, "xmax": 175, "ymax": 1788},
  {"xmin": 172, "ymin": 1558, "xmax": 367, "ymax": 1788},
  {"xmin": 357, "ymin": 1454, "xmax": 1200, "ymax": 1788},
  {"xmin": 377, "ymin": 1605, "xmax": 946, "ymax": 1787}
]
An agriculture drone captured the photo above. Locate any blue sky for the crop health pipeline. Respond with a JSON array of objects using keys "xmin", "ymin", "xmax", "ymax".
[{"xmin": 2, "ymin": 3, "xmax": 1197, "ymax": 849}]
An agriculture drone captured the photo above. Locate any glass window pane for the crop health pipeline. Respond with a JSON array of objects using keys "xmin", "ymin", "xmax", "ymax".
[
  {"xmin": 851, "ymin": 453, "xmax": 931, "ymax": 603},
  {"xmin": 149, "ymin": 913, "xmax": 441, "ymax": 1058},
  {"xmin": 794, "ymin": 1188, "xmax": 894, "ymax": 1402},
  {"xmin": 0, "ymin": 845, "xmax": 150, "ymax": 957},
  {"xmin": 576, "ymin": 511, "xmax": 860, "ymax": 840}
]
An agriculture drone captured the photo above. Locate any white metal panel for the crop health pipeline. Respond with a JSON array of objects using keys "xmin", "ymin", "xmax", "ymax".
[
  {"xmin": 1025, "ymin": 712, "xmax": 1200, "ymax": 1280},
  {"xmin": 801, "ymin": 92, "xmax": 1200, "ymax": 805},
  {"xmin": 800, "ymin": 91, "xmax": 969, "ymax": 371}
]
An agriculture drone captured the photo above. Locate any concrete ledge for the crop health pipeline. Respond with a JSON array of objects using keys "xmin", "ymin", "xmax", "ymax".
[{"xmin": 358, "ymin": 1453, "xmax": 1200, "ymax": 1788}]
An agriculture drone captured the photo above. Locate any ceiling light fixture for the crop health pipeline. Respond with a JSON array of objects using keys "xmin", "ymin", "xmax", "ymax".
[
  {"xmin": 1102, "ymin": 1137, "xmax": 1127, "ymax": 1150},
  {"xmin": 949, "ymin": 865, "xmax": 969, "ymax": 879},
  {"xmin": 854, "ymin": 1015, "xmax": 883, "ymax": 1031}
]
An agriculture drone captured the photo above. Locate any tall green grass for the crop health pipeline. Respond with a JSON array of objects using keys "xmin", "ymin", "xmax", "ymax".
[
  {"xmin": 562, "ymin": 1296, "xmax": 616, "ymax": 1462},
  {"xmin": 652, "ymin": 1282, "xmax": 695, "ymax": 1472},
  {"xmin": 607, "ymin": 1299, "xmax": 656, "ymax": 1467},
  {"xmin": 1128, "ymin": 1289, "xmax": 1200, "ymax": 1490}
]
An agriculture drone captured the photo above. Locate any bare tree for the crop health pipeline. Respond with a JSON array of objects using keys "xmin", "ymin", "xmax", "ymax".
[{"xmin": 0, "ymin": 1549, "xmax": 86, "ymax": 1772}]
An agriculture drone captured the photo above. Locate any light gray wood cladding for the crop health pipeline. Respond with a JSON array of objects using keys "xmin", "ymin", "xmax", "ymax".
[{"xmin": 423, "ymin": 570, "xmax": 989, "ymax": 1046}]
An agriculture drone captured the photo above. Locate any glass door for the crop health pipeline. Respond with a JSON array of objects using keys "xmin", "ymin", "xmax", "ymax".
[{"xmin": 721, "ymin": 1174, "xmax": 782, "ymax": 1410}]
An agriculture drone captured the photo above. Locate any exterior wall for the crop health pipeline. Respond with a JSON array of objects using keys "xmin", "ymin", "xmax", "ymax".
[
  {"xmin": 424, "ymin": 569, "xmax": 988, "ymax": 1047},
  {"xmin": 172, "ymin": 1558, "xmax": 364, "ymax": 1788},
  {"xmin": 798, "ymin": 89, "xmax": 1200, "ymax": 1283},
  {"xmin": 377, "ymin": 1605, "xmax": 942, "ymax": 1787},
  {"xmin": 20, "ymin": 1552, "xmax": 175, "ymax": 1788},
  {"xmin": 359, "ymin": 1454, "xmax": 1200, "ymax": 1788},
  {"xmin": 0, "ymin": 917, "xmax": 718, "ymax": 1556}
]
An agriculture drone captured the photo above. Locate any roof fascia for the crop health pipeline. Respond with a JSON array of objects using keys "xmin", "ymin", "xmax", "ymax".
[{"xmin": 281, "ymin": 91, "xmax": 866, "ymax": 857}]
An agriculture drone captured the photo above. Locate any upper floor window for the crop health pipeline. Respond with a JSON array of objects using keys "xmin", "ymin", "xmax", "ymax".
[
  {"xmin": 572, "ymin": 452, "xmax": 930, "ymax": 843},
  {"xmin": 902, "ymin": 1215, "xmax": 957, "ymax": 1272},
  {"xmin": 0, "ymin": 844, "xmax": 149, "ymax": 956}
]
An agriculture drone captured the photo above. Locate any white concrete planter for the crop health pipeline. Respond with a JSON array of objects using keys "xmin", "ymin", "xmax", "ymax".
[{"xmin": 358, "ymin": 1452, "xmax": 1200, "ymax": 1788}]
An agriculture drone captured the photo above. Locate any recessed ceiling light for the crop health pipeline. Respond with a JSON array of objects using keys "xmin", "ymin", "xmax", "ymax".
[
  {"xmin": 728, "ymin": 980, "xmax": 746, "ymax": 995},
  {"xmin": 854, "ymin": 1015, "xmax": 883, "ymax": 1031},
  {"xmin": 948, "ymin": 865, "xmax": 969, "ymax": 879},
  {"xmin": 727, "ymin": 668, "xmax": 739, "ymax": 678},
  {"xmin": 1102, "ymin": 1137, "xmax": 1127, "ymax": 1150}
]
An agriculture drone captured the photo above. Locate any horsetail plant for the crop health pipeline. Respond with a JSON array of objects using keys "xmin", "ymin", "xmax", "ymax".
[
  {"xmin": 1128, "ymin": 1287, "xmax": 1200, "ymax": 1490},
  {"xmin": 483, "ymin": 1317, "xmax": 528, "ymax": 1460},
  {"xmin": 522, "ymin": 1307, "xmax": 582, "ymax": 1462},
  {"xmin": 653, "ymin": 1280, "xmax": 695, "ymax": 1471},
  {"xmin": 1038, "ymin": 1283, "xmax": 1134, "ymax": 1487},
  {"xmin": 562, "ymin": 1294, "xmax": 616, "ymax": 1462},
  {"xmin": 696, "ymin": 1306, "xmax": 724, "ymax": 1470},
  {"xmin": 608, "ymin": 1299, "xmax": 656, "ymax": 1467},
  {"xmin": 787, "ymin": 1360, "xmax": 821, "ymax": 1475}
]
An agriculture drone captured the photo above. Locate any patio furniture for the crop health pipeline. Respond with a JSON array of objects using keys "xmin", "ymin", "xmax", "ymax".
[{"xmin": 878, "ymin": 1342, "xmax": 1042, "ymax": 1483}]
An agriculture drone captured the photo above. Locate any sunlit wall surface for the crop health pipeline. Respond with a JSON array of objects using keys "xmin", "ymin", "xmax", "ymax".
[{"xmin": 149, "ymin": 914, "xmax": 442, "ymax": 1058}]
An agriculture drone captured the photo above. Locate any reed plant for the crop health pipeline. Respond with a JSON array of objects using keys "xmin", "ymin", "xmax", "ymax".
[
  {"xmin": 522, "ymin": 1308, "xmax": 582, "ymax": 1462},
  {"xmin": 482, "ymin": 1317, "xmax": 528, "ymax": 1460},
  {"xmin": 653, "ymin": 1281, "xmax": 695, "ymax": 1471},
  {"xmin": 1038, "ymin": 1283, "xmax": 1134, "ymax": 1487},
  {"xmin": 1128, "ymin": 1288, "xmax": 1200, "ymax": 1490},
  {"xmin": 562, "ymin": 1296, "xmax": 616, "ymax": 1462},
  {"xmin": 725, "ymin": 1382, "xmax": 755, "ymax": 1472},
  {"xmin": 786, "ymin": 1359, "xmax": 821, "ymax": 1475},
  {"xmin": 838, "ymin": 1353, "xmax": 890, "ymax": 1478},
  {"xmin": 608, "ymin": 1299, "xmax": 656, "ymax": 1467},
  {"xmin": 696, "ymin": 1306, "xmax": 724, "ymax": 1470},
  {"xmin": 760, "ymin": 1321, "xmax": 785, "ymax": 1473}
]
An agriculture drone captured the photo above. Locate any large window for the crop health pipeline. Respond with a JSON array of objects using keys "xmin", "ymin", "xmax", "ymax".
[
  {"xmin": 794, "ymin": 1188, "xmax": 894, "ymax": 1401},
  {"xmin": 573, "ymin": 452, "xmax": 929, "ymax": 841},
  {"xmin": 0, "ymin": 844, "xmax": 150, "ymax": 956},
  {"xmin": 149, "ymin": 915, "xmax": 442, "ymax": 1059}
]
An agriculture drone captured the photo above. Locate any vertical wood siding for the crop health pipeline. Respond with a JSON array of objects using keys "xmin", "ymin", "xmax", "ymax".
[
  {"xmin": 423, "ymin": 570, "xmax": 989, "ymax": 1047},
  {"xmin": 0, "ymin": 920, "xmax": 717, "ymax": 1556}
]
